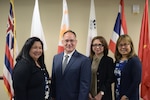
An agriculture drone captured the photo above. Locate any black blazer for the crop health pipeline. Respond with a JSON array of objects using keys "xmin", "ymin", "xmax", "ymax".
[
  {"xmin": 96, "ymin": 56, "xmax": 114, "ymax": 100},
  {"xmin": 12, "ymin": 58, "xmax": 50, "ymax": 100}
]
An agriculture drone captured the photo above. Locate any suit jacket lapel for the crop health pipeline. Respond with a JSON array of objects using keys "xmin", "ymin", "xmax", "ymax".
[
  {"xmin": 63, "ymin": 51, "xmax": 78, "ymax": 75},
  {"xmin": 58, "ymin": 53, "xmax": 64, "ymax": 76}
]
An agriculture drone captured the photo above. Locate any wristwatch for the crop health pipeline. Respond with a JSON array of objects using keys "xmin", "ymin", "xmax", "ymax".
[{"xmin": 100, "ymin": 91, "xmax": 104, "ymax": 95}]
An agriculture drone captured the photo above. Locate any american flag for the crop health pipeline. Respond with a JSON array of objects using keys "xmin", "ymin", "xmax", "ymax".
[
  {"xmin": 57, "ymin": 0, "xmax": 69, "ymax": 53},
  {"xmin": 3, "ymin": 0, "xmax": 18, "ymax": 99},
  {"xmin": 108, "ymin": 0, "xmax": 127, "ymax": 53}
]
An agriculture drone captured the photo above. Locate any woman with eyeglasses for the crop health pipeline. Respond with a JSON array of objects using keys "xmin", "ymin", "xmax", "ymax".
[
  {"xmin": 114, "ymin": 34, "xmax": 141, "ymax": 100},
  {"xmin": 89, "ymin": 36, "xmax": 114, "ymax": 100}
]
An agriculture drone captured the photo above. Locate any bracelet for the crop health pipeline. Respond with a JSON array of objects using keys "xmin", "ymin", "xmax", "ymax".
[{"xmin": 100, "ymin": 91, "xmax": 104, "ymax": 95}]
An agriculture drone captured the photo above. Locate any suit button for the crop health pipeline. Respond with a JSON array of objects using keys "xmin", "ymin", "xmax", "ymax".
[
  {"xmin": 97, "ymin": 80, "xmax": 100, "ymax": 82},
  {"xmin": 97, "ymin": 72, "xmax": 99, "ymax": 75}
]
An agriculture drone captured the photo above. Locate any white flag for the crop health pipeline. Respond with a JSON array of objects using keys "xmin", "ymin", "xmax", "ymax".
[
  {"xmin": 86, "ymin": 0, "xmax": 97, "ymax": 56},
  {"xmin": 57, "ymin": 0, "xmax": 69, "ymax": 53},
  {"xmin": 31, "ymin": 0, "xmax": 47, "ymax": 50}
]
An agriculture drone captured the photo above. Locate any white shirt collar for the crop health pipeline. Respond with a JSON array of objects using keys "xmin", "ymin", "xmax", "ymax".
[{"xmin": 64, "ymin": 49, "xmax": 75, "ymax": 58}]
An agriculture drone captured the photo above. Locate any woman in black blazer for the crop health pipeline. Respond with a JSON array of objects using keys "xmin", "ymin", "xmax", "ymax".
[
  {"xmin": 12, "ymin": 37, "xmax": 51, "ymax": 100},
  {"xmin": 89, "ymin": 36, "xmax": 114, "ymax": 100}
]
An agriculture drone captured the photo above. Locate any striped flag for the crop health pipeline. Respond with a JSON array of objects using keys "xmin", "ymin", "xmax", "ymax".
[
  {"xmin": 3, "ymin": 0, "xmax": 18, "ymax": 99},
  {"xmin": 109, "ymin": 0, "xmax": 127, "ymax": 53},
  {"xmin": 31, "ymin": 0, "xmax": 47, "ymax": 50},
  {"xmin": 57, "ymin": 0, "xmax": 69, "ymax": 53},
  {"xmin": 86, "ymin": 0, "xmax": 97, "ymax": 57},
  {"xmin": 138, "ymin": 0, "xmax": 150, "ymax": 99}
]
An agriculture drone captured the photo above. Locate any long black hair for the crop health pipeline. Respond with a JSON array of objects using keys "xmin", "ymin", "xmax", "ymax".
[{"xmin": 16, "ymin": 37, "xmax": 45, "ymax": 67}]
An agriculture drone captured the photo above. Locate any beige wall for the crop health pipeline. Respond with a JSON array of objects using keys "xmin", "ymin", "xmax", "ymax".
[{"xmin": 0, "ymin": 0, "xmax": 146, "ymax": 99}]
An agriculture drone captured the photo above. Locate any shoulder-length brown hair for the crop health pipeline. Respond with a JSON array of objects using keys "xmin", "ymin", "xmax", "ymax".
[
  {"xmin": 89, "ymin": 36, "xmax": 108, "ymax": 59},
  {"xmin": 115, "ymin": 34, "xmax": 137, "ymax": 62}
]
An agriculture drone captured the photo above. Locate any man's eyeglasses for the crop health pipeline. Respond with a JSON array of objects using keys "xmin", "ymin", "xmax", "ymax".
[
  {"xmin": 64, "ymin": 39, "xmax": 76, "ymax": 43},
  {"xmin": 92, "ymin": 44, "xmax": 104, "ymax": 47}
]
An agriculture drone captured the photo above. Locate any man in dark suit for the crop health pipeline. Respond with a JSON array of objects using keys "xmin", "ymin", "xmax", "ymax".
[{"xmin": 51, "ymin": 30, "xmax": 91, "ymax": 100}]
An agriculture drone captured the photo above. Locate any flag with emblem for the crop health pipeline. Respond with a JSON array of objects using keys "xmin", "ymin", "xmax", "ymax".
[
  {"xmin": 138, "ymin": 0, "xmax": 150, "ymax": 99},
  {"xmin": 86, "ymin": 0, "xmax": 97, "ymax": 57},
  {"xmin": 57, "ymin": 0, "xmax": 69, "ymax": 53}
]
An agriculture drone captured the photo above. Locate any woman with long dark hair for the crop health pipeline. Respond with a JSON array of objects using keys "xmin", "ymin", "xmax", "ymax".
[{"xmin": 12, "ymin": 37, "xmax": 50, "ymax": 100}]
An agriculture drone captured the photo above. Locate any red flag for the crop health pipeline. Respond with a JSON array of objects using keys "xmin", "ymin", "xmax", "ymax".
[
  {"xmin": 109, "ymin": 0, "xmax": 127, "ymax": 53},
  {"xmin": 57, "ymin": 0, "xmax": 69, "ymax": 53},
  {"xmin": 138, "ymin": 0, "xmax": 150, "ymax": 99},
  {"xmin": 3, "ymin": 0, "xmax": 18, "ymax": 99}
]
